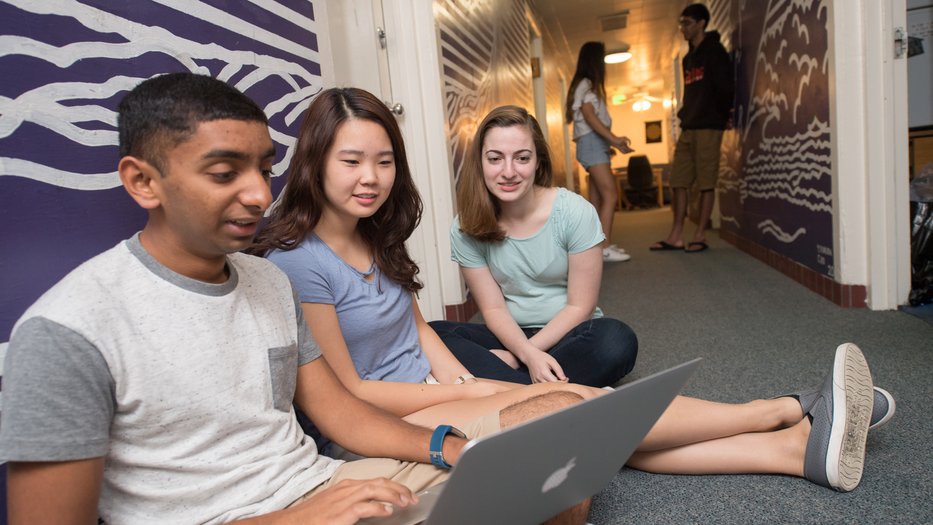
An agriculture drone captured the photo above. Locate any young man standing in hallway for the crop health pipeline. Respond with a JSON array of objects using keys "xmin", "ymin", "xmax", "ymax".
[{"xmin": 650, "ymin": 3, "xmax": 734, "ymax": 253}]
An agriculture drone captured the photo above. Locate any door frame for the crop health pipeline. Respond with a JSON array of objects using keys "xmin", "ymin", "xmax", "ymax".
[{"xmin": 829, "ymin": 0, "xmax": 910, "ymax": 309}]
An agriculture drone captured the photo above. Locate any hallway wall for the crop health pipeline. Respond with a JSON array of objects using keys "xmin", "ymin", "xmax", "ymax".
[
  {"xmin": 0, "ymin": 0, "xmax": 326, "ymax": 343},
  {"xmin": 434, "ymin": 0, "xmax": 575, "ymax": 188},
  {"xmin": 435, "ymin": 0, "xmax": 532, "ymax": 183},
  {"xmin": 718, "ymin": 0, "xmax": 835, "ymax": 278}
]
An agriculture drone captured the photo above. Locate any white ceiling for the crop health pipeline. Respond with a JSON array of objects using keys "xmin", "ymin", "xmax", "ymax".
[{"xmin": 531, "ymin": 0, "xmax": 688, "ymax": 100}]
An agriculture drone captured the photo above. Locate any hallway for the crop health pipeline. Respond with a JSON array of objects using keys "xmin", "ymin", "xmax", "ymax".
[{"xmin": 587, "ymin": 208, "xmax": 932, "ymax": 523}]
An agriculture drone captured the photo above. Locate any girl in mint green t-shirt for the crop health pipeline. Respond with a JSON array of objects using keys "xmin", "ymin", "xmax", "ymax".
[{"xmin": 430, "ymin": 106, "xmax": 638, "ymax": 387}]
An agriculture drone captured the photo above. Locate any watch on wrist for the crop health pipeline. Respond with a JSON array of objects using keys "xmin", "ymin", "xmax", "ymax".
[
  {"xmin": 454, "ymin": 373, "xmax": 476, "ymax": 385},
  {"xmin": 429, "ymin": 424, "xmax": 466, "ymax": 469}
]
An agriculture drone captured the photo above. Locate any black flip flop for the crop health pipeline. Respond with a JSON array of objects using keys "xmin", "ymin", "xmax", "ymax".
[
  {"xmin": 685, "ymin": 242, "xmax": 709, "ymax": 253},
  {"xmin": 649, "ymin": 241, "xmax": 682, "ymax": 251}
]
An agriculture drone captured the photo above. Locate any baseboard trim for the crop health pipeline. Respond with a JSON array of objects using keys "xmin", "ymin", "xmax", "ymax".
[
  {"xmin": 444, "ymin": 294, "xmax": 479, "ymax": 322},
  {"xmin": 719, "ymin": 230, "xmax": 867, "ymax": 308}
]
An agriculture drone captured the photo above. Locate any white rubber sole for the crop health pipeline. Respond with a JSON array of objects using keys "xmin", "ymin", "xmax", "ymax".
[{"xmin": 825, "ymin": 343, "xmax": 873, "ymax": 492}]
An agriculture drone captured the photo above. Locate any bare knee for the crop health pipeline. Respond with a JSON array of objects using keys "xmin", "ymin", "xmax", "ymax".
[{"xmin": 500, "ymin": 390, "xmax": 585, "ymax": 428}]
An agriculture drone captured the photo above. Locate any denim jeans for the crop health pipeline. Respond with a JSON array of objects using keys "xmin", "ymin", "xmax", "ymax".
[{"xmin": 429, "ymin": 318, "xmax": 638, "ymax": 387}]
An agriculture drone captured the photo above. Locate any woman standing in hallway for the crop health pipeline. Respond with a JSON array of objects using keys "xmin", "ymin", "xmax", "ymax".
[
  {"xmin": 566, "ymin": 40, "xmax": 634, "ymax": 262},
  {"xmin": 431, "ymin": 105, "xmax": 638, "ymax": 387}
]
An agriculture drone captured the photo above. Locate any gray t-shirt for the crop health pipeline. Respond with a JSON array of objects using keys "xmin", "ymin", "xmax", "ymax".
[{"xmin": 0, "ymin": 234, "xmax": 341, "ymax": 524}]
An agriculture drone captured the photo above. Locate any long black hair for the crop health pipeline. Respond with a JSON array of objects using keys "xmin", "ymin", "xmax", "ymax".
[
  {"xmin": 249, "ymin": 87, "xmax": 423, "ymax": 292},
  {"xmin": 565, "ymin": 41, "xmax": 607, "ymax": 123}
]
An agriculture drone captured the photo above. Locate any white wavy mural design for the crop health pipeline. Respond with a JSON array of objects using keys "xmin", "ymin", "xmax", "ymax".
[
  {"xmin": 719, "ymin": 0, "xmax": 832, "ymax": 274},
  {"xmin": 0, "ymin": 0, "xmax": 322, "ymax": 190},
  {"xmin": 758, "ymin": 219, "xmax": 807, "ymax": 242},
  {"xmin": 434, "ymin": 0, "xmax": 531, "ymax": 182},
  {"xmin": 0, "ymin": 0, "xmax": 322, "ymax": 343}
]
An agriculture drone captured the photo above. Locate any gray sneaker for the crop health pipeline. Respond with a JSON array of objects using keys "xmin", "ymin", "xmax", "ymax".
[
  {"xmin": 868, "ymin": 386, "xmax": 896, "ymax": 429},
  {"xmin": 784, "ymin": 386, "xmax": 895, "ymax": 430},
  {"xmin": 802, "ymin": 343, "xmax": 874, "ymax": 492}
]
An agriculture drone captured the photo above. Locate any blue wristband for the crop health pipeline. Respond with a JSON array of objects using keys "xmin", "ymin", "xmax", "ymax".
[{"xmin": 429, "ymin": 425, "xmax": 465, "ymax": 469}]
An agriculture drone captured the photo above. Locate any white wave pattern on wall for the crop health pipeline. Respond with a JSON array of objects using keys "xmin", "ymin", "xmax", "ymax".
[
  {"xmin": 0, "ymin": 0, "xmax": 322, "ymax": 190},
  {"xmin": 740, "ymin": 116, "xmax": 832, "ymax": 212},
  {"xmin": 435, "ymin": 0, "xmax": 530, "ymax": 183},
  {"xmin": 735, "ymin": 0, "xmax": 831, "ymax": 236},
  {"xmin": 758, "ymin": 219, "xmax": 807, "ymax": 243}
]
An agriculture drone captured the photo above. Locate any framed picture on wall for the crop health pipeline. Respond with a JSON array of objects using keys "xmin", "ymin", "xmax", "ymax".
[{"xmin": 645, "ymin": 120, "xmax": 662, "ymax": 143}]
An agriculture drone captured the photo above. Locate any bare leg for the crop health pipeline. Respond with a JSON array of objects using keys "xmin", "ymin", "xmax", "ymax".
[
  {"xmin": 628, "ymin": 417, "xmax": 809, "ymax": 476},
  {"xmin": 403, "ymin": 383, "xmax": 597, "ymax": 429},
  {"xmin": 586, "ymin": 174, "xmax": 599, "ymax": 209},
  {"xmin": 408, "ymin": 388, "xmax": 804, "ymax": 451},
  {"xmin": 691, "ymin": 189, "xmax": 716, "ymax": 244},
  {"xmin": 586, "ymin": 163, "xmax": 618, "ymax": 248},
  {"xmin": 651, "ymin": 187, "xmax": 687, "ymax": 249},
  {"xmin": 619, "ymin": 190, "xmax": 634, "ymax": 210},
  {"xmin": 500, "ymin": 391, "xmax": 590, "ymax": 525},
  {"xmin": 499, "ymin": 390, "xmax": 584, "ymax": 427},
  {"xmin": 542, "ymin": 498, "xmax": 592, "ymax": 525},
  {"xmin": 638, "ymin": 395, "xmax": 803, "ymax": 451}
]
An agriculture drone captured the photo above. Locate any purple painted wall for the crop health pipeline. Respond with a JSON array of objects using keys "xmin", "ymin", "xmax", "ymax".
[
  {"xmin": 0, "ymin": 0, "xmax": 324, "ymax": 342},
  {"xmin": 718, "ymin": 0, "xmax": 834, "ymax": 276}
]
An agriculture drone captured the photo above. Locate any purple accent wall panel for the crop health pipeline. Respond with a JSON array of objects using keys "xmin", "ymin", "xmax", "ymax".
[
  {"xmin": 718, "ymin": 0, "xmax": 834, "ymax": 276},
  {"xmin": 0, "ymin": 0, "xmax": 323, "ymax": 342}
]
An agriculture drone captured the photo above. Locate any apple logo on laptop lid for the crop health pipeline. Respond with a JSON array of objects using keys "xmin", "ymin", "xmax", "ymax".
[{"xmin": 541, "ymin": 457, "xmax": 577, "ymax": 493}]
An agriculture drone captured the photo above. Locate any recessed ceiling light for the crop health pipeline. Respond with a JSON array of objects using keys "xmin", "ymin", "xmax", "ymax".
[
  {"xmin": 632, "ymin": 99, "xmax": 652, "ymax": 112},
  {"xmin": 604, "ymin": 51, "xmax": 632, "ymax": 64}
]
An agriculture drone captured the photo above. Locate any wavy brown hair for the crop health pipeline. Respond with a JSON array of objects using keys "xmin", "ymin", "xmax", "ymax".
[
  {"xmin": 565, "ymin": 41, "xmax": 607, "ymax": 124},
  {"xmin": 249, "ymin": 87, "xmax": 423, "ymax": 292},
  {"xmin": 456, "ymin": 105, "xmax": 553, "ymax": 242}
]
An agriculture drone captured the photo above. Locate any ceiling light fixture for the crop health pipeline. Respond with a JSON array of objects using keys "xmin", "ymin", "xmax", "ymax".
[
  {"xmin": 632, "ymin": 99, "xmax": 652, "ymax": 112},
  {"xmin": 604, "ymin": 42, "xmax": 631, "ymax": 65},
  {"xmin": 604, "ymin": 51, "xmax": 632, "ymax": 64}
]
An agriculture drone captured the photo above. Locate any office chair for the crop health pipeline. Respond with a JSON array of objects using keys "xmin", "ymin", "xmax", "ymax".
[{"xmin": 625, "ymin": 155, "xmax": 659, "ymax": 208}]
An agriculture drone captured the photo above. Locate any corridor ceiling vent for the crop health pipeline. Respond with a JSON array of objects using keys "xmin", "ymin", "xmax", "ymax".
[{"xmin": 599, "ymin": 10, "xmax": 629, "ymax": 32}]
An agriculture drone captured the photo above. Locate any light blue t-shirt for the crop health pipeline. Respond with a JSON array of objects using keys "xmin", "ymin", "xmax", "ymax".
[
  {"xmin": 450, "ymin": 188, "xmax": 605, "ymax": 328},
  {"xmin": 267, "ymin": 234, "xmax": 431, "ymax": 383}
]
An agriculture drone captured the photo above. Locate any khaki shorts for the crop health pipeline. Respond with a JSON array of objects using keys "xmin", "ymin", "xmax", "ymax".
[
  {"xmin": 669, "ymin": 129, "xmax": 724, "ymax": 191},
  {"xmin": 294, "ymin": 411, "xmax": 502, "ymax": 504}
]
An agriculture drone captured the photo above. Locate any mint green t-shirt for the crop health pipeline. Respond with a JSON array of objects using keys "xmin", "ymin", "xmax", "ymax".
[{"xmin": 450, "ymin": 188, "xmax": 606, "ymax": 328}]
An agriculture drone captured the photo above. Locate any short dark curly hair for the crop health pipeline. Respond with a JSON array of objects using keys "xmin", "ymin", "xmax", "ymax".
[
  {"xmin": 681, "ymin": 3, "xmax": 710, "ymax": 25},
  {"xmin": 117, "ymin": 72, "xmax": 268, "ymax": 173}
]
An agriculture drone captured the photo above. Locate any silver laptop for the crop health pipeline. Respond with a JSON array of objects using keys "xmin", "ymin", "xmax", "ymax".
[{"xmin": 360, "ymin": 358, "xmax": 700, "ymax": 525}]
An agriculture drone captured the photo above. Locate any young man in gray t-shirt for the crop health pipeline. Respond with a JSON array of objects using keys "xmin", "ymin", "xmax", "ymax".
[{"xmin": 0, "ymin": 73, "xmax": 584, "ymax": 524}]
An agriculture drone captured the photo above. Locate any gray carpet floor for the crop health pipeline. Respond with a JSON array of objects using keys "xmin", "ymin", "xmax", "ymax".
[{"xmin": 586, "ymin": 208, "xmax": 933, "ymax": 525}]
